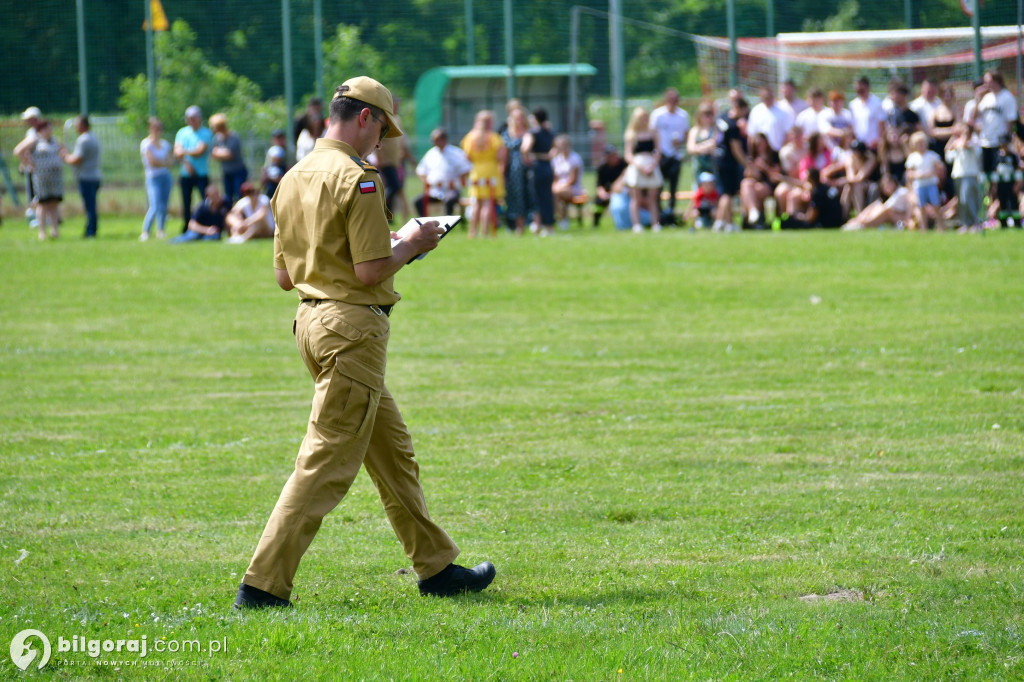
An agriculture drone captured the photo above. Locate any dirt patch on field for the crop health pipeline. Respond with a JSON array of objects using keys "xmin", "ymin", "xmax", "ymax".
[{"xmin": 799, "ymin": 589, "xmax": 864, "ymax": 603}]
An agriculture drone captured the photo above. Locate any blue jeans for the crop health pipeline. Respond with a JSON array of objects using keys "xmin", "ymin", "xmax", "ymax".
[
  {"xmin": 170, "ymin": 229, "xmax": 221, "ymax": 243},
  {"xmin": 223, "ymin": 167, "xmax": 248, "ymax": 207},
  {"xmin": 143, "ymin": 172, "xmax": 173, "ymax": 234},
  {"xmin": 79, "ymin": 179, "xmax": 101, "ymax": 236}
]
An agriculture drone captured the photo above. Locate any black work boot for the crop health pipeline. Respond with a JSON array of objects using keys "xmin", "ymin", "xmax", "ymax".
[
  {"xmin": 418, "ymin": 562, "xmax": 496, "ymax": 597},
  {"xmin": 234, "ymin": 583, "xmax": 292, "ymax": 609}
]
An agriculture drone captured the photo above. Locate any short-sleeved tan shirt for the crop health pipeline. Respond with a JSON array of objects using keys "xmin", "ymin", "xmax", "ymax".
[{"xmin": 272, "ymin": 137, "xmax": 399, "ymax": 305}]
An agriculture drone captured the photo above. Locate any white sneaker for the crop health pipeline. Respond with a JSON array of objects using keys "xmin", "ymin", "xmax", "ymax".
[
  {"xmin": 139, "ymin": 232, "xmax": 150, "ymax": 242},
  {"xmin": 748, "ymin": 209, "xmax": 760, "ymax": 225},
  {"xmin": 632, "ymin": 224, "xmax": 643, "ymax": 233},
  {"xmin": 529, "ymin": 222, "xmax": 540, "ymax": 234},
  {"xmin": 712, "ymin": 220, "xmax": 724, "ymax": 232},
  {"xmin": 156, "ymin": 229, "xmax": 166, "ymax": 239},
  {"xmin": 652, "ymin": 223, "xmax": 663, "ymax": 232},
  {"xmin": 540, "ymin": 227, "xmax": 553, "ymax": 238}
]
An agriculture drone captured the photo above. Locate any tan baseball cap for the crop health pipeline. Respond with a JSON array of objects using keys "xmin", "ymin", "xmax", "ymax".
[{"xmin": 335, "ymin": 76, "xmax": 403, "ymax": 138}]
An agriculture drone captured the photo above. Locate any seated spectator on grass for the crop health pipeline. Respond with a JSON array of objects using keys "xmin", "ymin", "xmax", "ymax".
[
  {"xmin": 842, "ymin": 174, "xmax": 915, "ymax": 230},
  {"xmin": 740, "ymin": 133, "xmax": 781, "ymax": 229},
  {"xmin": 171, "ymin": 185, "xmax": 227, "ymax": 242},
  {"xmin": 905, "ymin": 131, "xmax": 946, "ymax": 231},
  {"xmin": 551, "ymin": 134, "xmax": 585, "ymax": 230},
  {"xmin": 594, "ymin": 144, "xmax": 628, "ymax": 228},
  {"xmin": 415, "ymin": 127, "xmax": 471, "ymax": 216},
  {"xmin": 226, "ymin": 182, "xmax": 275, "ymax": 243},
  {"xmin": 784, "ymin": 169, "xmax": 843, "ymax": 229},
  {"xmin": 774, "ymin": 126, "xmax": 807, "ymax": 217},
  {"xmin": 608, "ymin": 173, "xmax": 652, "ymax": 230},
  {"xmin": 688, "ymin": 171, "xmax": 719, "ymax": 229},
  {"xmin": 842, "ymin": 138, "xmax": 880, "ymax": 216},
  {"xmin": 210, "ymin": 113, "xmax": 248, "ymax": 207}
]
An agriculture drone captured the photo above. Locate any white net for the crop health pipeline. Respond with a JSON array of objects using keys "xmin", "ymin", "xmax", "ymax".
[{"xmin": 694, "ymin": 26, "xmax": 1023, "ymax": 96}]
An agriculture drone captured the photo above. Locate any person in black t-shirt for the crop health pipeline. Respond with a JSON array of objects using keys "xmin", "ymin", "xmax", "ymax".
[
  {"xmin": 785, "ymin": 169, "xmax": 843, "ymax": 228},
  {"xmin": 171, "ymin": 185, "xmax": 228, "ymax": 242},
  {"xmin": 712, "ymin": 97, "xmax": 749, "ymax": 231},
  {"xmin": 593, "ymin": 144, "xmax": 628, "ymax": 227}
]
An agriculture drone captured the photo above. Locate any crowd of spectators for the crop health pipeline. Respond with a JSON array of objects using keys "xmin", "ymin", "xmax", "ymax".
[{"xmin": 9, "ymin": 70, "xmax": 1023, "ymax": 242}]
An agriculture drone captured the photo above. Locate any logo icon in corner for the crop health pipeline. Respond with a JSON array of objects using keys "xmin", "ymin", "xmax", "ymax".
[{"xmin": 10, "ymin": 629, "xmax": 50, "ymax": 671}]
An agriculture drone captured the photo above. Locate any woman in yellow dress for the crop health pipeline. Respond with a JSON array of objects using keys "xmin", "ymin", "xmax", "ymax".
[{"xmin": 461, "ymin": 110, "xmax": 507, "ymax": 238}]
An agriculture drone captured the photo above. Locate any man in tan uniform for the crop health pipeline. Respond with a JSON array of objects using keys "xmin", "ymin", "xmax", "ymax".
[{"xmin": 235, "ymin": 76, "xmax": 495, "ymax": 609}]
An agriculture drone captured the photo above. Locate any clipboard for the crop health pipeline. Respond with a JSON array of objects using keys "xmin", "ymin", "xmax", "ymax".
[{"xmin": 391, "ymin": 215, "xmax": 462, "ymax": 264}]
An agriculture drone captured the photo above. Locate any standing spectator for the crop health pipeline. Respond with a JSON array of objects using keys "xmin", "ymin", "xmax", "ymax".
[
  {"xmin": 885, "ymin": 82, "xmax": 921, "ymax": 135},
  {"xmin": 686, "ymin": 101, "xmax": 717, "ymax": 189},
  {"xmin": 650, "ymin": 87, "xmax": 690, "ymax": 222},
  {"xmin": 415, "ymin": 128, "xmax": 471, "ymax": 216},
  {"xmin": 796, "ymin": 88, "xmax": 826, "ymax": 137},
  {"xmin": 501, "ymin": 106, "xmax": 530, "ymax": 234},
  {"xmin": 460, "ymin": 110, "xmax": 506, "ymax": 239},
  {"xmin": 747, "ymin": 86, "xmax": 793, "ymax": 152},
  {"xmin": 171, "ymin": 185, "xmax": 227, "ymax": 242},
  {"xmin": 623, "ymin": 106, "xmax": 663, "ymax": 233},
  {"xmin": 18, "ymin": 120, "xmax": 63, "ymax": 240},
  {"xmin": 910, "ymin": 79, "xmax": 940, "ymax": 133},
  {"xmin": 905, "ymin": 131, "xmax": 946, "ymax": 231},
  {"xmin": 551, "ymin": 134, "xmax": 584, "ymax": 230},
  {"xmin": 522, "ymin": 108, "xmax": 556, "ymax": 236},
  {"xmin": 929, "ymin": 82, "xmax": 959, "ymax": 200},
  {"xmin": 60, "ymin": 115, "xmax": 101, "ymax": 238},
  {"xmin": 820, "ymin": 90, "xmax": 853, "ymax": 149},
  {"xmin": 210, "ymin": 113, "xmax": 248, "ymax": 208},
  {"xmin": 173, "ymin": 105, "xmax": 212, "ymax": 234},
  {"xmin": 975, "ymin": 70, "xmax": 1019, "ymax": 183},
  {"xmin": 778, "ymin": 79, "xmax": 808, "ymax": 119},
  {"xmin": 226, "ymin": 181, "xmax": 275, "ymax": 242},
  {"xmin": 292, "ymin": 97, "xmax": 323, "ymax": 145},
  {"xmin": 850, "ymin": 76, "xmax": 886, "ymax": 150},
  {"xmin": 376, "ymin": 97, "xmax": 412, "ymax": 223},
  {"xmin": 139, "ymin": 116, "xmax": 173, "ymax": 241},
  {"xmin": 989, "ymin": 135, "xmax": 1022, "ymax": 225},
  {"xmin": 945, "ymin": 123, "xmax": 983, "ymax": 232},
  {"xmin": 713, "ymin": 96, "xmax": 749, "ymax": 232},
  {"xmin": 593, "ymin": 144, "xmax": 628, "ymax": 228},
  {"xmin": 16, "ymin": 107, "xmax": 42, "ymax": 226}
]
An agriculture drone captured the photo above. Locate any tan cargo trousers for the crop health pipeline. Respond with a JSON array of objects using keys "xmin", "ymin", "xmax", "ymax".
[{"xmin": 243, "ymin": 299, "xmax": 460, "ymax": 600}]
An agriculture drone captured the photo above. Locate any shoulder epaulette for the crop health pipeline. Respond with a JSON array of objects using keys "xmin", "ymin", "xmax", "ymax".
[{"xmin": 349, "ymin": 155, "xmax": 379, "ymax": 173}]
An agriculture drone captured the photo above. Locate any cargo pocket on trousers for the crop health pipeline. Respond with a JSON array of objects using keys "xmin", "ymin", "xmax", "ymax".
[{"xmin": 312, "ymin": 359, "xmax": 382, "ymax": 437}]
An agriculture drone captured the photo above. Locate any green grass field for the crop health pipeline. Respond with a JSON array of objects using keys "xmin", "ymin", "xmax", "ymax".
[{"xmin": 1, "ymin": 216, "xmax": 1022, "ymax": 680}]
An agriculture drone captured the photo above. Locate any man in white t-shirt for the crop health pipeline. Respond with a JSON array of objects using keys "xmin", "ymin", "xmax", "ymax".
[
  {"xmin": 975, "ymin": 70, "xmax": 1019, "ymax": 176},
  {"xmin": 819, "ymin": 90, "xmax": 853, "ymax": 149},
  {"xmin": 778, "ymin": 79, "xmax": 808, "ymax": 119},
  {"xmin": 650, "ymin": 88, "xmax": 691, "ymax": 218},
  {"xmin": 415, "ymin": 127, "xmax": 472, "ymax": 215},
  {"xmin": 795, "ymin": 87, "xmax": 826, "ymax": 137},
  {"xmin": 909, "ymin": 79, "xmax": 940, "ymax": 134},
  {"xmin": 849, "ymin": 77, "xmax": 886, "ymax": 149},
  {"xmin": 747, "ymin": 86, "xmax": 793, "ymax": 151}
]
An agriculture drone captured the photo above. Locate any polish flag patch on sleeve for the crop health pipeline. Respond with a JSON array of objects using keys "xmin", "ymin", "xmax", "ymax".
[{"xmin": 359, "ymin": 181, "xmax": 377, "ymax": 194}]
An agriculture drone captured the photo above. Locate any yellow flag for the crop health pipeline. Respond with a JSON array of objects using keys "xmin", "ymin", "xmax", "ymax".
[{"xmin": 143, "ymin": 0, "xmax": 169, "ymax": 31}]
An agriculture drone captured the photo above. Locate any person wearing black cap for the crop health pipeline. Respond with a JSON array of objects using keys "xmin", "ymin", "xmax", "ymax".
[{"xmin": 235, "ymin": 76, "xmax": 495, "ymax": 609}]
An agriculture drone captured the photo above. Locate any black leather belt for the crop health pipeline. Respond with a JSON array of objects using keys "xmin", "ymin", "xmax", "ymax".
[{"xmin": 301, "ymin": 299, "xmax": 393, "ymax": 317}]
